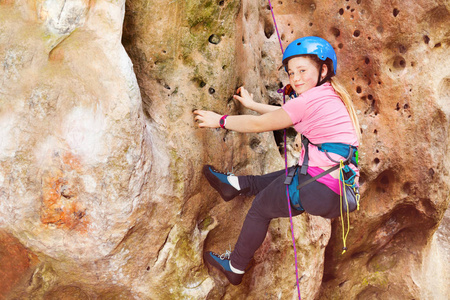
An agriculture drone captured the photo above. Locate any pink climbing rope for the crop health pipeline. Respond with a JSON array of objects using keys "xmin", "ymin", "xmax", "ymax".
[
  {"xmin": 268, "ymin": 0, "xmax": 302, "ymax": 299},
  {"xmin": 268, "ymin": 0, "xmax": 284, "ymax": 54}
]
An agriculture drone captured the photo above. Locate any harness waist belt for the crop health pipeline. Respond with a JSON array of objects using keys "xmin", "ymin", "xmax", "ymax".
[{"xmin": 297, "ymin": 136, "xmax": 358, "ymax": 189}]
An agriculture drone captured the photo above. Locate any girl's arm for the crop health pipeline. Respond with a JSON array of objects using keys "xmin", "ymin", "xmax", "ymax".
[
  {"xmin": 193, "ymin": 108, "xmax": 293, "ymax": 133},
  {"xmin": 234, "ymin": 86, "xmax": 280, "ymax": 115}
]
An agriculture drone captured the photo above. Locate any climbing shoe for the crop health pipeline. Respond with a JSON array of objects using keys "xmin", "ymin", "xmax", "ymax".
[
  {"xmin": 204, "ymin": 251, "xmax": 244, "ymax": 285},
  {"xmin": 202, "ymin": 165, "xmax": 241, "ymax": 201}
]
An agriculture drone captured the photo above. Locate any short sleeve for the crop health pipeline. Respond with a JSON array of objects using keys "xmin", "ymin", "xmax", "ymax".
[{"xmin": 282, "ymin": 96, "xmax": 305, "ymax": 125}]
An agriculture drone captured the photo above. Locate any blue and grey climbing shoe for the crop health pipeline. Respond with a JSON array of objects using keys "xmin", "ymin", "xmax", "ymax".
[
  {"xmin": 203, "ymin": 165, "xmax": 241, "ymax": 201},
  {"xmin": 203, "ymin": 251, "xmax": 244, "ymax": 285}
]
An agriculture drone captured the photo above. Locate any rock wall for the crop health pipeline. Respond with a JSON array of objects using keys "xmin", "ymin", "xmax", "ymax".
[{"xmin": 0, "ymin": 0, "xmax": 449, "ymax": 299}]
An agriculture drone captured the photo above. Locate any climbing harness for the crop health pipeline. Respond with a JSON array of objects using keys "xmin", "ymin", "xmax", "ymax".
[{"xmin": 294, "ymin": 136, "xmax": 360, "ymax": 253}]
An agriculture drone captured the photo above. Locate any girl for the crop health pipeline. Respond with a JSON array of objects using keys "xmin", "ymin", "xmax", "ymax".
[{"xmin": 193, "ymin": 36, "xmax": 360, "ymax": 285}]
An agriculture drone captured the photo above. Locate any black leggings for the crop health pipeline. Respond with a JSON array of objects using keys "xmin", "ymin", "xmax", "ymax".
[{"xmin": 229, "ymin": 166, "xmax": 340, "ymax": 271}]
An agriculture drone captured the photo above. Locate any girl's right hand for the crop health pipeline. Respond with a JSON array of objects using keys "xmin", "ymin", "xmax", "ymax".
[{"xmin": 233, "ymin": 86, "xmax": 255, "ymax": 110}]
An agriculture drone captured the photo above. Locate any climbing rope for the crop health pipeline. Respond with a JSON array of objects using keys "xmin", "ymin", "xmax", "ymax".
[
  {"xmin": 338, "ymin": 161, "xmax": 361, "ymax": 254},
  {"xmin": 338, "ymin": 160, "xmax": 350, "ymax": 254},
  {"xmin": 268, "ymin": 0, "xmax": 302, "ymax": 299}
]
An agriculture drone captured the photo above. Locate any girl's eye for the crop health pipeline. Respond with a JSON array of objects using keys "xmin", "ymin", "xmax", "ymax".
[{"xmin": 289, "ymin": 72, "xmax": 294, "ymax": 77}]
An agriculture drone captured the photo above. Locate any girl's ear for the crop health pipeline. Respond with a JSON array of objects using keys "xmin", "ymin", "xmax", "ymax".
[{"xmin": 321, "ymin": 64, "xmax": 329, "ymax": 79}]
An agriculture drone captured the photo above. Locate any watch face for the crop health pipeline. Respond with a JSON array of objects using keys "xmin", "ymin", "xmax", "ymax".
[{"xmin": 220, "ymin": 118, "xmax": 225, "ymax": 126}]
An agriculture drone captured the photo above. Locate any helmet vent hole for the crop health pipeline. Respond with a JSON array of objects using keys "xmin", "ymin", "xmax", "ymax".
[{"xmin": 297, "ymin": 42, "xmax": 301, "ymax": 46}]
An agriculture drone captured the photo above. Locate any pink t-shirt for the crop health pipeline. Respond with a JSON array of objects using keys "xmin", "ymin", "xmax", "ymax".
[{"xmin": 282, "ymin": 83, "xmax": 359, "ymax": 194}]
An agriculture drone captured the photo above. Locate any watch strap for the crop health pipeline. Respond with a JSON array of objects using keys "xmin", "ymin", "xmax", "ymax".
[{"xmin": 219, "ymin": 115, "xmax": 228, "ymax": 129}]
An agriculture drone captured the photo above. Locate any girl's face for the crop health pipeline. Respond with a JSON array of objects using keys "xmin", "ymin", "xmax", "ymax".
[{"xmin": 287, "ymin": 56, "xmax": 328, "ymax": 95}]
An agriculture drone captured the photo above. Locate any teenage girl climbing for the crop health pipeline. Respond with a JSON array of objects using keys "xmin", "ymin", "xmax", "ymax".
[{"xmin": 193, "ymin": 36, "xmax": 361, "ymax": 286}]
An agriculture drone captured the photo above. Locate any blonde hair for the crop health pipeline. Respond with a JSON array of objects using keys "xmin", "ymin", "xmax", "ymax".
[
  {"xmin": 330, "ymin": 77, "xmax": 362, "ymax": 143},
  {"xmin": 302, "ymin": 54, "xmax": 361, "ymax": 143}
]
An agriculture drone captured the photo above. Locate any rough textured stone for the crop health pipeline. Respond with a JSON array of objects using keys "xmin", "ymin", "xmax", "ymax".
[
  {"xmin": 0, "ymin": 0, "xmax": 449, "ymax": 299},
  {"xmin": 0, "ymin": 230, "xmax": 39, "ymax": 299}
]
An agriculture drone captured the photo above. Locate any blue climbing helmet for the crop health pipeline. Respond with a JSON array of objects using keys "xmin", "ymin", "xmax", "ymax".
[{"xmin": 282, "ymin": 36, "xmax": 337, "ymax": 75}]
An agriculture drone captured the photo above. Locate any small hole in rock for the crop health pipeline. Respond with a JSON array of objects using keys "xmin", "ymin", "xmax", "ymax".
[
  {"xmin": 209, "ymin": 88, "xmax": 215, "ymax": 94},
  {"xmin": 250, "ymin": 138, "xmax": 261, "ymax": 150},
  {"xmin": 208, "ymin": 34, "xmax": 221, "ymax": 45},
  {"xmin": 353, "ymin": 30, "xmax": 360, "ymax": 37},
  {"xmin": 339, "ymin": 8, "xmax": 344, "ymax": 15},
  {"xmin": 365, "ymin": 57, "xmax": 370, "ymax": 64},
  {"xmin": 429, "ymin": 168, "xmax": 435, "ymax": 177},
  {"xmin": 380, "ymin": 175, "xmax": 389, "ymax": 185},
  {"xmin": 356, "ymin": 86, "xmax": 362, "ymax": 93},
  {"xmin": 423, "ymin": 35, "xmax": 430, "ymax": 44},
  {"xmin": 264, "ymin": 22, "xmax": 275, "ymax": 38},
  {"xmin": 331, "ymin": 27, "xmax": 340, "ymax": 38},
  {"xmin": 434, "ymin": 43, "xmax": 442, "ymax": 48},
  {"xmin": 374, "ymin": 158, "xmax": 380, "ymax": 165},
  {"xmin": 338, "ymin": 43, "xmax": 344, "ymax": 49},
  {"xmin": 393, "ymin": 8, "xmax": 399, "ymax": 17},
  {"xmin": 392, "ymin": 56, "xmax": 406, "ymax": 69}
]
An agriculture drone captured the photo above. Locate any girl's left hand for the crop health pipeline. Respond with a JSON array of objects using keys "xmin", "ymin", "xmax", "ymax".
[{"xmin": 193, "ymin": 110, "xmax": 222, "ymax": 128}]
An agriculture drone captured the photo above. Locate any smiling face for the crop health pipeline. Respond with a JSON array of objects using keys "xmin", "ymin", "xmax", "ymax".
[{"xmin": 287, "ymin": 56, "xmax": 328, "ymax": 95}]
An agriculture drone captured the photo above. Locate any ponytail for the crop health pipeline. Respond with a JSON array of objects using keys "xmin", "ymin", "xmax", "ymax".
[{"xmin": 330, "ymin": 77, "xmax": 362, "ymax": 144}]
